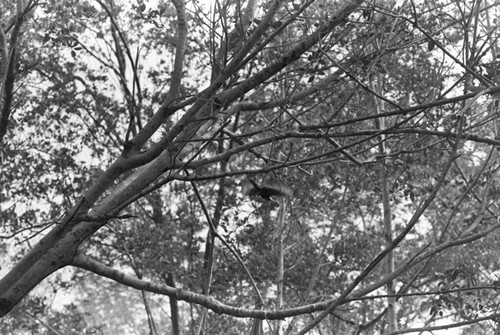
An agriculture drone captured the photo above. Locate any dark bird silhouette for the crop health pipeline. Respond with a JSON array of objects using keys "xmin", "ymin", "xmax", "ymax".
[{"xmin": 243, "ymin": 179, "xmax": 292, "ymax": 200}]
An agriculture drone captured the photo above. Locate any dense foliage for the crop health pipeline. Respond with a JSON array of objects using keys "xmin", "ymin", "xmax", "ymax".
[{"xmin": 2, "ymin": 0, "xmax": 500, "ymax": 334}]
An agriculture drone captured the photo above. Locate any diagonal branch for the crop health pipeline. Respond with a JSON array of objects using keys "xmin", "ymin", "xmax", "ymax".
[{"xmin": 297, "ymin": 108, "xmax": 465, "ymax": 334}]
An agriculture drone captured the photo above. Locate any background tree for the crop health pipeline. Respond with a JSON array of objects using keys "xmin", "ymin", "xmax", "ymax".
[{"xmin": 2, "ymin": 0, "xmax": 500, "ymax": 334}]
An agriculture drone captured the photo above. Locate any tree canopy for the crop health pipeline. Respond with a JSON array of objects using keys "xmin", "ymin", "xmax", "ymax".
[{"xmin": 2, "ymin": 0, "xmax": 500, "ymax": 334}]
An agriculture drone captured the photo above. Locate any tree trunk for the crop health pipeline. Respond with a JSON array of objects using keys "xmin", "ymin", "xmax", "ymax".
[{"xmin": 165, "ymin": 273, "xmax": 181, "ymax": 335}]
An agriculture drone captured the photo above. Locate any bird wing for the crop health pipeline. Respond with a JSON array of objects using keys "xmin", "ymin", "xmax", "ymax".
[
  {"xmin": 259, "ymin": 186, "xmax": 287, "ymax": 196},
  {"xmin": 264, "ymin": 181, "xmax": 293, "ymax": 197},
  {"xmin": 242, "ymin": 180, "xmax": 292, "ymax": 198},
  {"xmin": 242, "ymin": 180, "xmax": 258, "ymax": 196}
]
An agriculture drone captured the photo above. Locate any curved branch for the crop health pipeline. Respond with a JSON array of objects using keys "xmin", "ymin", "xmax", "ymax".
[
  {"xmin": 70, "ymin": 221, "xmax": 500, "ymax": 321},
  {"xmin": 300, "ymin": 85, "xmax": 500, "ymax": 131},
  {"xmin": 300, "ymin": 128, "xmax": 500, "ymax": 146},
  {"xmin": 71, "ymin": 253, "xmax": 332, "ymax": 319}
]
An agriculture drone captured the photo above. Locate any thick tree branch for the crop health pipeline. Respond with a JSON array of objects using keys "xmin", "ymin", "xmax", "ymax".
[{"xmin": 0, "ymin": 1, "xmax": 27, "ymax": 143}]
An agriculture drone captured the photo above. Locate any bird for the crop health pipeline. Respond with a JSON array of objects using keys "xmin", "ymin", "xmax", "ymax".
[{"xmin": 242, "ymin": 179, "xmax": 293, "ymax": 200}]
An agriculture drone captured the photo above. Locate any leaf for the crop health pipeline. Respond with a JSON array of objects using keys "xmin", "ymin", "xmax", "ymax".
[
  {"xmin": 362, "ymin": 9, "xmax": 372, "ymax": 20},
  {"xmin": 149, "ymin": 9, "xmax": 159, "ymax": 18},
  {"xmin": 271, "ymin": 21, "xmax": 282, "ymax": 29},
  {"xmin": 42, "ymin": 33, "xmax": 51, "ymax": 44},
  {"xmin": 428, "ymin": 39, "xmax": 436, "ymax": 51}
]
